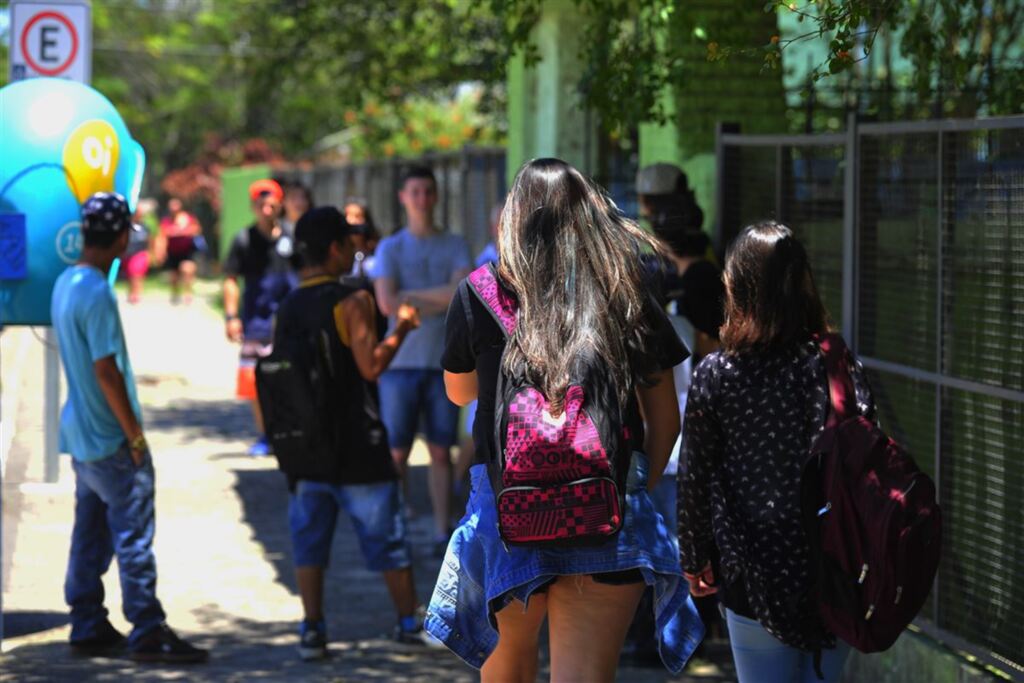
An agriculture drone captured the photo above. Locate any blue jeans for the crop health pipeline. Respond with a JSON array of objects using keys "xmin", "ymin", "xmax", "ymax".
[
  {"xmin": 65, "ymin": 443, "xmax": 166, "ymax": 645},
  {"xmin": 726, "ymin": 609, "xmax": 851, "ymax": 683},
  {"xmin": 378, "ymin": 369, "xmax": 460, "ymax": 449},
  {"xmin": 289, "ymin": 479, "xmax": 411, "ymax": 571}
]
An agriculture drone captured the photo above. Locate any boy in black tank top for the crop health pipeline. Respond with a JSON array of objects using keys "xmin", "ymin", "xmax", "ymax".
[{"xmin": 278, "ymin": 207, "xmax": 441, "ymax": 659}]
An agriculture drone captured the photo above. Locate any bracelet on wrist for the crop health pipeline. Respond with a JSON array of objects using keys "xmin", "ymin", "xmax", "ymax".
[
  {"xmin": 129, "ymin": 434, "xmax": 148, "ymax": 452},
  {"xmin": 225, "ymin": 314, "xmax": 239, "ymax": 322}
]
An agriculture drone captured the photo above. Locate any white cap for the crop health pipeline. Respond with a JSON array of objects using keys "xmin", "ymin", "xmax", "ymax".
[{"xmin": 636, "ymin": 163, "xmax": 683, "ymax": 195}]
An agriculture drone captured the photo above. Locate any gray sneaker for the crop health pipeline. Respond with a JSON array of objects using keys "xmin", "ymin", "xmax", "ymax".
[
  {"xmin": 393, "ymin": 608, "xmax": 445, "ymax": 649},
  {"xmin": 298, "ymin": 620, "xmax": 328, "ymax": 661}
]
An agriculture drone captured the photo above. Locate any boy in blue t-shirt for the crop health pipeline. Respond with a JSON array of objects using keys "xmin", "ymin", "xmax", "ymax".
[
  {"xmin": 372, "ymin": 167, "xmax": 472, "ymax": 555},
  {"xmin": 50, "ymin": 193, "xmax": 207, "ymax": 663}
]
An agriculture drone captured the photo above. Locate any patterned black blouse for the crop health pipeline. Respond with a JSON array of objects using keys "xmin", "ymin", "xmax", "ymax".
[{"xmin": 677, "ymin": 340, "xmax": 875, "ymax": 650}]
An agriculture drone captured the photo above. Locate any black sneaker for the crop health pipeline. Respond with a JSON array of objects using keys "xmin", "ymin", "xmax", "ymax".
[
  {"xmin": 298, "ymin": 620, "xmax": 328, "ymax": 661},
  {"xmin": 128, "ymin": 624, "xmax": 209, "ymax": 663},
  {"xmin": 69, "ymin": 620, "xmax": 127, "ymax": 657}
]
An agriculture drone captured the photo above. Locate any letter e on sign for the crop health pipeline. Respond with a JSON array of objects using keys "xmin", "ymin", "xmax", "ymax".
[{"xmin": 9, "ymin": 2, "xmax": 92, "ymax": 83}]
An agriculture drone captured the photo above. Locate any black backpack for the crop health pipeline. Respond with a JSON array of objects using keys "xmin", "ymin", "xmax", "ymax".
[{"xmin": 256, "ymin": 289, "xmax": 345, "ymax": 482}]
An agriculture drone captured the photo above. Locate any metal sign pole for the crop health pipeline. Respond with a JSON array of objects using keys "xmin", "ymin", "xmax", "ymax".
[{"xmin": 44, "ymin": 329, "xmax": 60, "ymax": 482}]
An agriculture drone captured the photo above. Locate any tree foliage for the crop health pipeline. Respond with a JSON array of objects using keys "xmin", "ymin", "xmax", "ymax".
[
  {"xmin": 6, "ymin": 0, "xmax": 1021, "ymax": 189},
  {"xmin": 49, "ymin": 0, "xmax": 507, "ymax": 190},
  {"xmin": 493, "ymin": 0, "xmax": 1024, "ymax": 131}
]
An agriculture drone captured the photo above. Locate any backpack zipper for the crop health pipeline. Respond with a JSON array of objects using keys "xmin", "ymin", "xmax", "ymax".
[
  {"xmin": 865, "ymin": 473, "xmax": 923, "ymax": 619},
  {"xmin": 499, "ymin": 476, "xmax": 618, "ymax": 493}
]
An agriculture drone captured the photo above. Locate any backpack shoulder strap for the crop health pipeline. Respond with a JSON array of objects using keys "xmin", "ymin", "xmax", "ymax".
[
  {"xmin": 466, "ymin": 263, "xmax": 517, "ymax": 339},
  {"xmin": 819, "ymin": 333, "xmax": 857, "ymax": 424}
]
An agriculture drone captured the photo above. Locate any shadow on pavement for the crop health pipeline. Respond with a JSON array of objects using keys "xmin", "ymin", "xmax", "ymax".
[
  {"xmin": 144, "ymin": 398, "xmax": 252, "ymax": 444},
  {"xmin": 0, "ymin": 613, "xmax": 473, "ymax": 682},
  {"xmin": 231, "ymin": 468, "xmax": 297, "ymax": 595},
  {"xmin": 1, "ymin": 611, "xmax": 69, "ymax": 638}
]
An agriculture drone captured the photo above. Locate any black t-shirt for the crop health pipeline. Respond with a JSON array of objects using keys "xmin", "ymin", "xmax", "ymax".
[
  {"xmin": 442, "ymin": 278, "xmax": 689, "ymax": 465},
  {"xmin": 658, "ymin": 259, "xmax": 725, "ymax": 339},
  {"xmin": 223, "ymin": 225, "xmax": 297, "ymax": 340}
]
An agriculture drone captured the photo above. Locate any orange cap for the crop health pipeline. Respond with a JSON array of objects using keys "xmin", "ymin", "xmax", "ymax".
[{"xmin": 248, "ymin": 179, "xmax": 284, "ymax": 202}]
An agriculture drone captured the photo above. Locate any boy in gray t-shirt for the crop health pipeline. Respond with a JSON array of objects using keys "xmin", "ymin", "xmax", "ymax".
[{"xmin": 373, "ymin": 166, "xmax": 472, "ymax": 554}]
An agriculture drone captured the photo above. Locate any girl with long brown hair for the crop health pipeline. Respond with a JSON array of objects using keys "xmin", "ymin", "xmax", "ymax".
[{"xmin": 423, "ymin": 158, "xmax": 705, "ymax": 682}]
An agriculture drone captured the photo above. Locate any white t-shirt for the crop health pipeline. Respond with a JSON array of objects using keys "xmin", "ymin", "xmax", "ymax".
[{"xmin": 664, "ymin": 302, "xmax": 694, "ymax": 476}]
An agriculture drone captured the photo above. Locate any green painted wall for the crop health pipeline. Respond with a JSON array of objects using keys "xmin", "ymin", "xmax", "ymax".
[
  {"xmin": 219, "ymin": 164, "xmax": 270, "ymax": 261},
  {"xmin": 506, "ymin": 50, "xmax": 530, "ymax": 184},
  {"xmin": 635, "ymin": 1, "xmax": 787, "ymax": 235}
]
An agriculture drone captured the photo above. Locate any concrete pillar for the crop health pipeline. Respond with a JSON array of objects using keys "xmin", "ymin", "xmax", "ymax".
[{"xmin": 506, "ymin": 0, "xmax": 596, "ymax": 181}]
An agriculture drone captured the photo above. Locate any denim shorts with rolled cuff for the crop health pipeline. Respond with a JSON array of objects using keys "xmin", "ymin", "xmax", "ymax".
[
  {"xmin": 377, "ymin": 368, "xmax": 460, "ymax": 449},
  {"xmin": 424, "ymin": 454, "xmax": 705, "ymax": 672},
  {"xmin": 288, "ymin": 479, "xmax": 411, "ymax": 571}
]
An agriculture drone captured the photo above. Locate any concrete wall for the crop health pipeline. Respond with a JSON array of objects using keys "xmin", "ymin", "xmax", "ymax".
[{"xmin": 843, "ymin": 628, "xmax": 1006, "ymax": 683}]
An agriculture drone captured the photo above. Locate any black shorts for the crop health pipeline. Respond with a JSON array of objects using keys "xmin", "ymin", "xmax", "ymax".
[
  {"xmin": 165, "ymin": 247, "xmax": 197, "ymax": 270},
  {"xmin": 531, "ymin": 568, "xmax": 645, "ymax": 593}
]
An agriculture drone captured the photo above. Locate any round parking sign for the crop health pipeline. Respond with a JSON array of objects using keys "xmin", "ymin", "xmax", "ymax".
[{"xmin": 20, "ymin": 11, "xmax": 80, "ymax": 77}]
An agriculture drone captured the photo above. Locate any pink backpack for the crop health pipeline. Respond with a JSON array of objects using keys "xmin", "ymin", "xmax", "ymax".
[
  {"xmin": 800, "ymin": 334, "xmax": 942, "ymax": 654},
  {"xmin": 467, "ymin": 264, "xmax": 633, "ymax": 547}
]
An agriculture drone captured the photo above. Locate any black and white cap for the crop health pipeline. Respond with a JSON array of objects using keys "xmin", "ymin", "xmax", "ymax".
[{"xmin": 81, "ymin": 192, "xmax": 142, "ymax": 234}]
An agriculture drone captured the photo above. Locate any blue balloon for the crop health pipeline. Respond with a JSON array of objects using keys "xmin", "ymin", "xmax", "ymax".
[{"xmin": 0, "ymin": 78, "xmax": 146, "ymax": 326}]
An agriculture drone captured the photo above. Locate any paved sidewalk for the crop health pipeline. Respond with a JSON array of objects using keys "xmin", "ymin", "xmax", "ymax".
[{"xmin": 0, "ymin": 279, "xmax": 733, "ymax": 682}]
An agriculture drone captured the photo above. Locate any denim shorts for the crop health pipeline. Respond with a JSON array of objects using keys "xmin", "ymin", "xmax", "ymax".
[
  {"xmin": 288, "ymin": 479, "xmax": 411, "ymax": 571},
  {"xmin": 377, "ymin": 369, "xmax": 460, "ymax": 449},
  {"xmin": 424, "ymin": 454, "xmax": 705, "ymax": 672}
]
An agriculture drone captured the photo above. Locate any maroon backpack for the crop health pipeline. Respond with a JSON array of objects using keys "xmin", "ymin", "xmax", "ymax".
[
  {"xmin": 800, "ymin": 334, "xmax": 942, "ymax": 653},
  {"xmin": 466, "ymin": 264, "xmax": 632, "ymax": 547}
]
